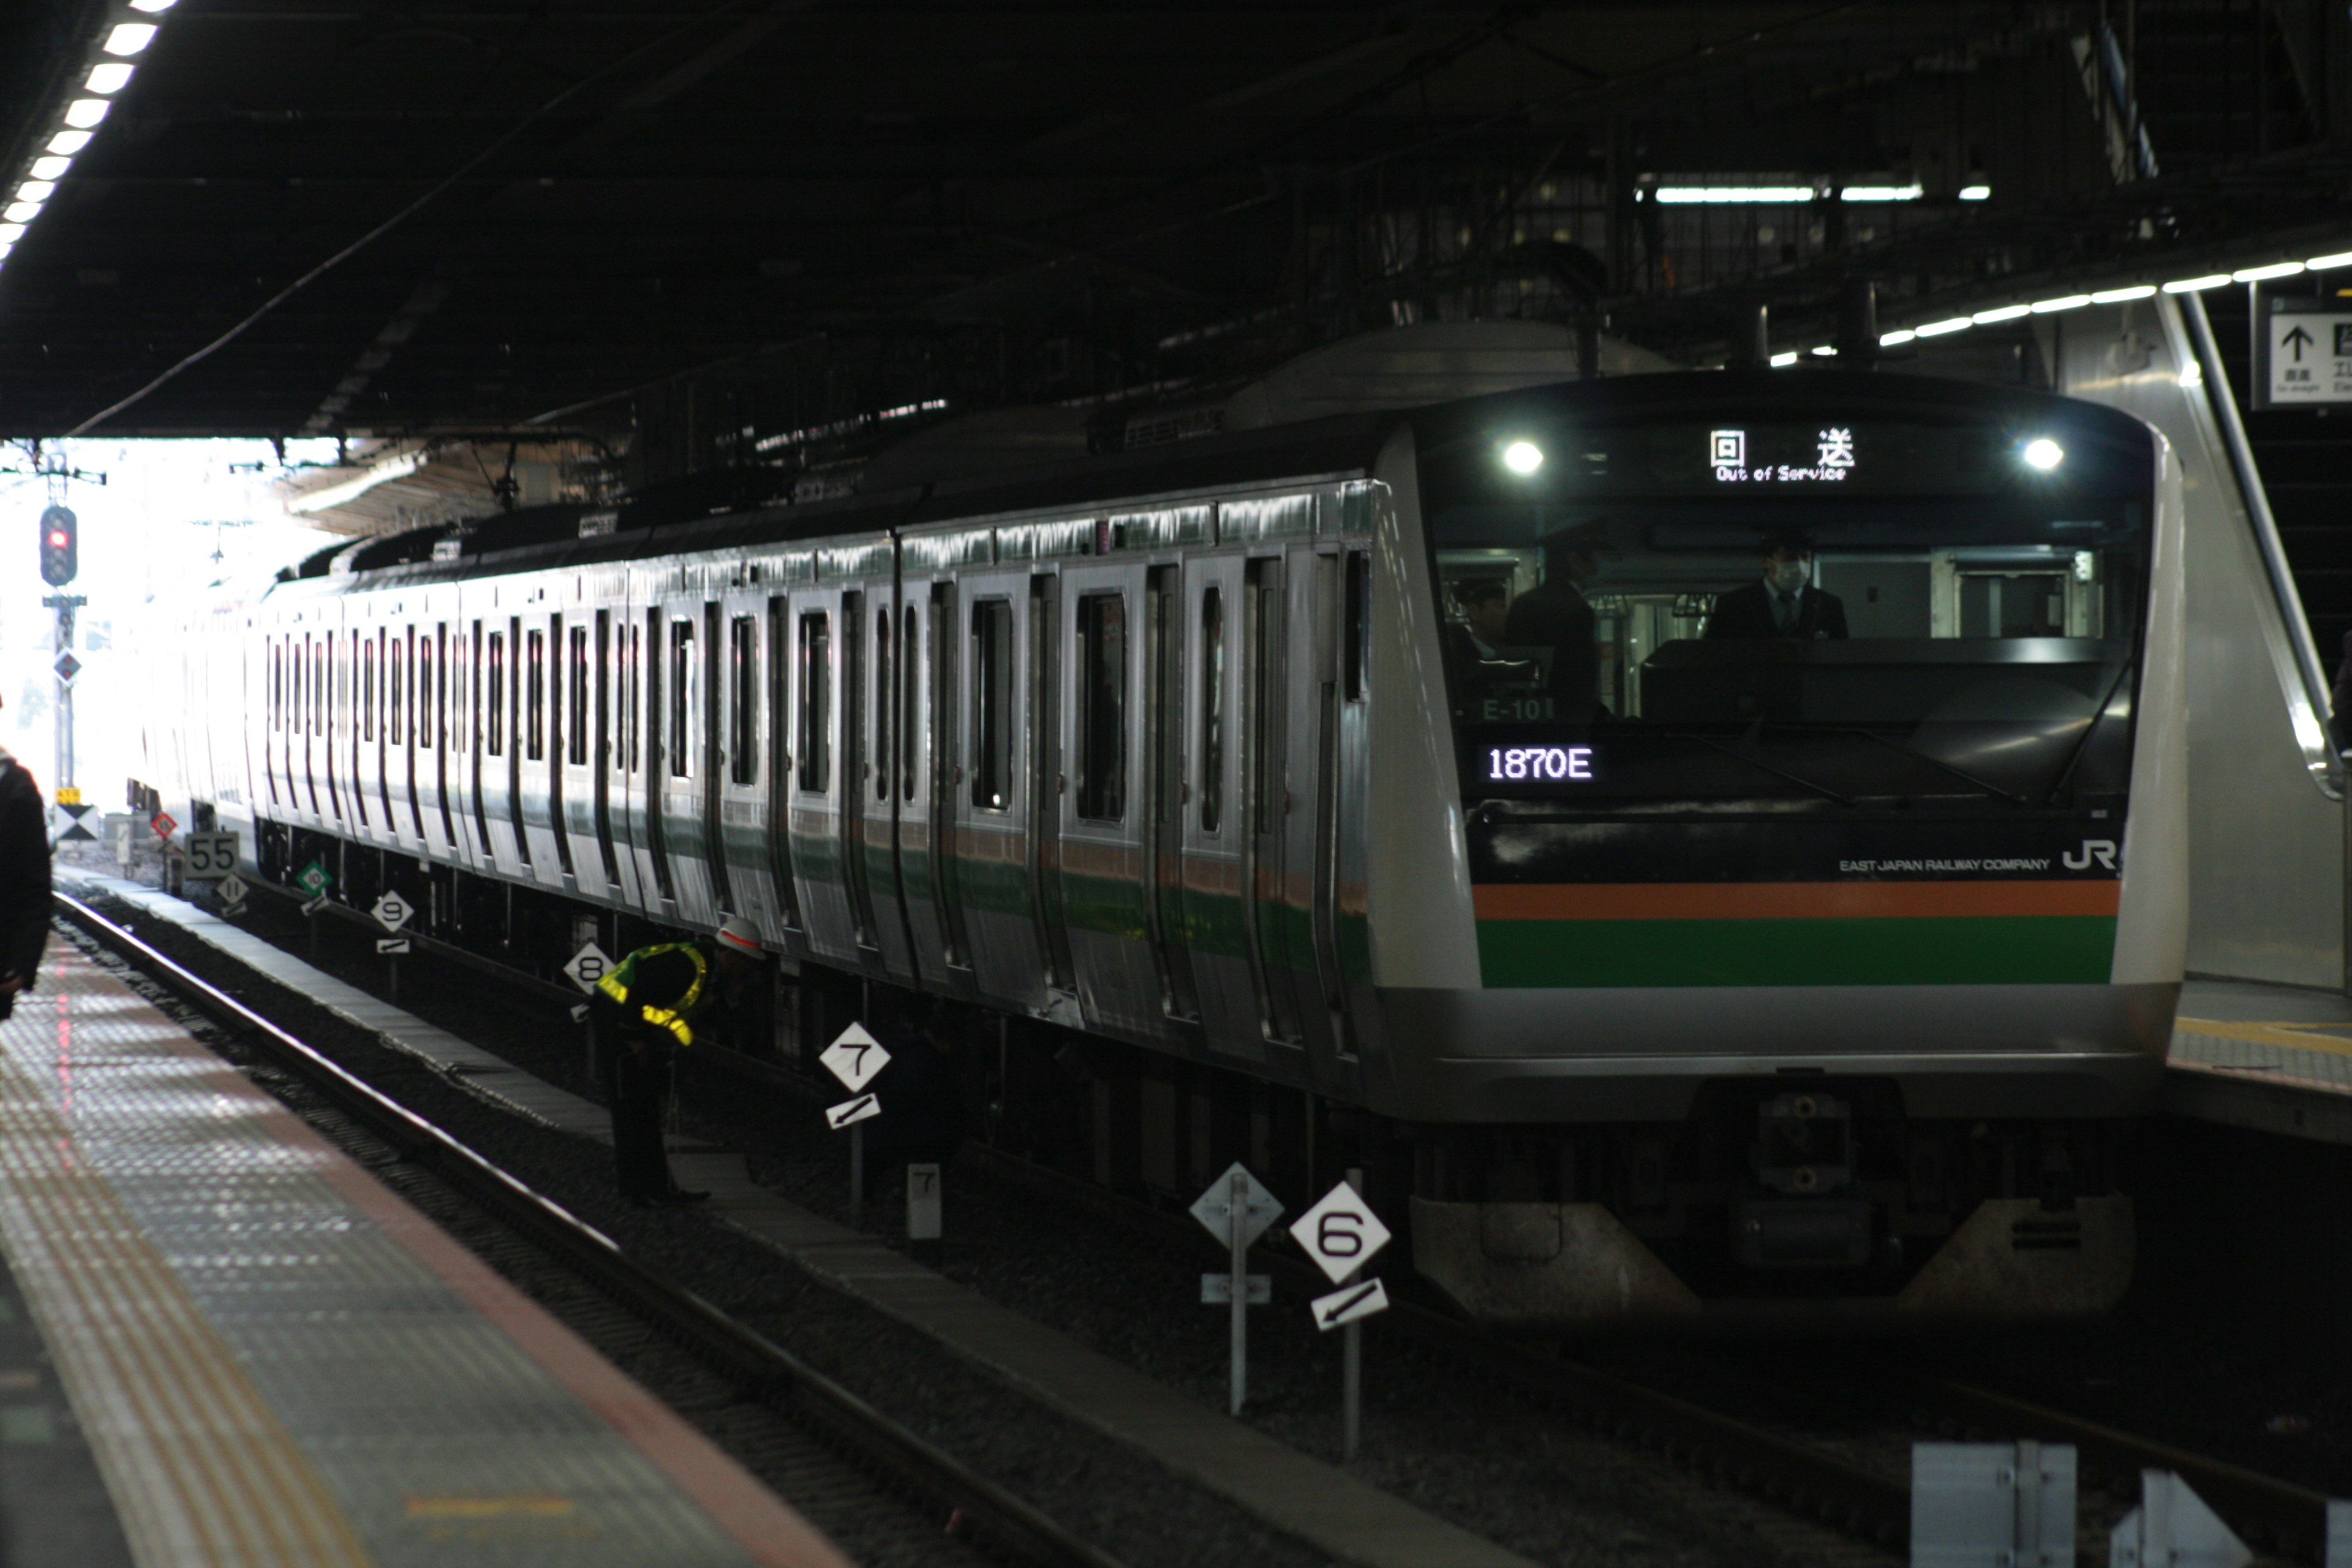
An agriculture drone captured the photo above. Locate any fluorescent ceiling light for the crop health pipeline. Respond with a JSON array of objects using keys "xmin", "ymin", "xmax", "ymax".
[
  {"xmin": 104, "ymin": 23, "xmax": 156, "ymax": 55},
  {"xmin": 1654, "ymin": 186, "xmax": 1817, "ymax": 204},
  {"xmin": 1769, "ymin": 351, "xmax": 1798, "ymax": 366},
  {"xmin": 1810, "ymin": 345, "xmax": 1836, "ymax": 356},
  {"xmin": 2234, "ymin": 262, "xmax": 2305, "ymax": 282},
  {"xmin": 128, "ymin": 0, "xmax": 177, "ymax": 10},
  {"xmin": 1917, "ymin": 317, "xmax": 1973, "ymax": 337},
  {"xmin": 29, "ymin": 157, "xmax": 69, "ymax": 181},
  {"xmin": 85, "ymin": 63, "xmax": 135, "ymax": 94},
  {"xmin": 2162, "ymin": 274, "xmax": 2232, "ymax": 293},
  {"xmin": 4, "ymin": 202, "xmax": 42, "ymax": 223},
  {"xmin": 1973, "ymin": 304, "xmax": 2031, "ymax": 323},
  {"xmin": 1880, "ymin": 328, "xmax": 1917, "ymax": 345},
  {"xmin": 0, "ymin": 224, "xmax": 22, "ymax": 243},
  {"xmin": 2032, "ymin": 295, "xmax": 2093, "ymax": 313},
  {"xmin": 1959, "ymin": 185, "xmax": 1992, "ymax": 200},
  {"xmin": 2307, "ymin": 251, "xmax": 2352, "ymax": 271},
  {"xmin": 46, "ymin": 130, "xmax": 91, "ymax": 155},
  {"xmin": 2090, "ymin": 284, "xmax": 2156, "ymax": 303},
  {"xmin": 1842, "ymin": 184, "xmax": 1923, "ymax": 202},
  {"xmin": 15, "ymin": 182, "xmax": 54, "ymax": 203},
  {"xmin": 62, "ymin": 99, "xmax": 110, "ymax": 127}
]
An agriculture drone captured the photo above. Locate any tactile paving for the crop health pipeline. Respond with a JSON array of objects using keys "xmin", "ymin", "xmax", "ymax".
[{"xmin": 0, "ymin": 938, "xmax": 843, "ymax": 1568}]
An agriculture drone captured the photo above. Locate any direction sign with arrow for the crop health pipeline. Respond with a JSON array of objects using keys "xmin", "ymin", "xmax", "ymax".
[{"xmin": 2260, "ymin": 299, "xmax": 2352, "ymax": 406}]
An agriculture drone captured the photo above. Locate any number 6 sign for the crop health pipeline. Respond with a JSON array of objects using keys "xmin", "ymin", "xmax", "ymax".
[{"xmin": 1292, "ymin": 1180, "xmax": 1393, "ymax": 1286}]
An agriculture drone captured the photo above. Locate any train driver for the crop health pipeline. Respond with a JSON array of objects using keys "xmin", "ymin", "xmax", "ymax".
[
  {"xmin": 1504, "ymin": 526, "xmax": 1608, "ymax": 720},
  {"xmin": 1704, "ymin": 529, "xmax": 1849, "ymax": 642}
]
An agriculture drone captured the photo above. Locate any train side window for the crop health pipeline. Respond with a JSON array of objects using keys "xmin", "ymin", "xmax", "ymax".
[
  {"xmin": 313, "ymin": 639, "xmax": 325, "ymax": 736},
  {"xmin": 569, "ymin": 627, "xmax": 590, "ymax": 766},
  {"xmin": 362, "ymin": 636, "xmax": 378, "ymax": 743},
  {"xmin": 971, "ymin": 598, "xmax": 1014, "ymax": 810},
  {"xmin": 1343, "ymin": 549, "xmax": 1368, "ymax": 703},
  {"xmin": 417, "ymin": 636, "xmax": 435, "ymax": 748},
  {"xmin": 1199, "ymin": 586, "xmax": 1224, "ymax": 833},
  {"xmin": 486, "ymin": 631, "xmax": 507, "ymax": 756},
  {"xmin": 901, "ymin": 606, "xmax": 920, "ymax": 802},
  {"xmin": 1076, "ymin": 592, "xmax": 1128, "ymax": 821},
  {"xmin": 728, "ymin": 615, "xmax": 756, "ymax": 784},
  {"xmin": 389, "ymin": 636, "xmax": 405, "ymax": 745},
  {"xmin": 526, "ymin": 628, "xmax": 546, "ymax": 762},
  {"xmin": 271, "ymin": 642, "xmax": 283, "ymax": 730},
  {"xmin": 668, "ymin": 620, "xmax": 695, "ymax": 778},
  {"xmin": 875, "ymin": 606, "xmax": 892, "ymax": 801},
  {"xmin": 797, "ymin": 610, "xmax": 831, "ymax": 793}
]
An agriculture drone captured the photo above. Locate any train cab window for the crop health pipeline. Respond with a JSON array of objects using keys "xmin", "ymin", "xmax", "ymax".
[
  {"xmin": 568, "ymin": 627, "xmax": 591, "ymax": 766},
  {"xmin": 1076, "ymin": 592, "xmax": 1128, "ymax": 821},
  {"xmin": 526, "ymin": 628, "xmax": 546, "ymax": 762},
  {"xmin": 669, "ymin": 620, "xmax": 696, "ymax": 778},
  {"xmin": 874, "ymin": 606, "xmax": 892, "ymax": 801},
  {"xmin": 901, "ymin": 608, "xmax": 920, "ymax": 802},
  {"xmin": 486, "ymin": 631, "xmax": 507, "ymax": 755},
  {"xmin": 971, "ymin": 599, "xmax": 1014, "ymax": 810},
  {"xmin": 1198, "ymin": 587, "xmax": 1224, "ymax": 833},
  {"xmin": 797, "ymin": 610, "xmax": 831, "ymax": 793},
  {"xmin": 728, "ymin": 616, "xmax": 756, "ymax": 784}
]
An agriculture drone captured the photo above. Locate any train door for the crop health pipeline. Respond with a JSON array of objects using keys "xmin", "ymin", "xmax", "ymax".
[
  {"xmin": 603, "ymin": 601, "xmax": 648, "ymax": 910},
  {"xmin": 352, "ymin": 624, "xmax": 385, "ymax": 844},
  {"xmin": 951, "ymin": 569, "xmax": 1049, "ymax": 1011},
  {"xmin": 839, "ymin": 587, "xmax": 881, "ymax": 956},
  {"xmin": 1058, "ymin": 558, "xmax": 1156, "ymax": 1033},
  {"xmin": 1030, "ymin": 572, "xmax": 1077, "ymax": 1008},
  {"xmin": 1243, "ymin": 554, "xmax": 1310, "ymax": 1049},
  {"xmin": 1327, "ymin": 545, "xmax": 1374, "ymax": 1065},
  {"xmin": 762, "ymin": 593, "xmax": 802, "ymax": 945},
  {"xmin": 630, "ymin": 599, "xmax": 676, "ymax": 911},
  {"xmin": 856, "ymin": 585, "xmax": 919, "ymax": 982},
  {"xmin": 1143, "ymin": 565, "xmax": 1200, "ymax": 1023},
  {"xmin": 715, "ymin": 589, "xmax": 786, "ymax": 936},
  {"xmin": 787, "ymin": 585, "xmax": 858, "ymax": 962},
  {"xmin": 649, "ymin": 598, "xmax": 717, "ymax": 922},
  {"xmin": 520, "ymin": 612, "xmax": 567, "ymax": 886},
  {"xmin": 925, "ymin": 578, "xmax": 977, "ymax": 988},
  {"xmin": 557, "ymin": 611, "xmax": 610, "ymax": 898},
  {"xmin": 894, "ymin": 574, "xmax": 956, "ymax": 987},
  {"xmin": 263, "ymin": 629, "xmax": 287, "ymax": 816},
  {"xmin": 477, "ymin": 616, "xmax": 527, "ymax": 876},
  {"xmin": 385, "ymin": 624, "xmax": 422, "ymax": 852},
  {"xmin": 1179, "ymin": 554, "xmax": 1260, "ymax": 1058}
]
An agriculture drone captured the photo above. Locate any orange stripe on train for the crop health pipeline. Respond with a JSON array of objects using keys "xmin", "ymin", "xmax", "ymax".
[{"xmin": 1471, "ymin": 881, "xmax": 2122, "ymax": 921}]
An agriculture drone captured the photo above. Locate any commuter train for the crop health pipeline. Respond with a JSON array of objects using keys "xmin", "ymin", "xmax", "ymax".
[{"xmin": 141, "ymin": 364, "xmax": 2185, "ymax": 1329}]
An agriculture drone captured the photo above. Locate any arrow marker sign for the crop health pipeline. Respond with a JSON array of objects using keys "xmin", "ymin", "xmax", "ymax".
[
  {"xmin": 1310, "ymin": 1278, "xmax": 1390, "ymax": 1332},
  {"xmin": 825, "ymin": 1093, "xmax": 881, "ymax": 1131}
]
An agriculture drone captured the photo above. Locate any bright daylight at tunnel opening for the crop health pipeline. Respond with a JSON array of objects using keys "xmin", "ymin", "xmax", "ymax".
[{"xmin": 5, "ymin": 4, "xmax": 2352, "ymax": 1566}]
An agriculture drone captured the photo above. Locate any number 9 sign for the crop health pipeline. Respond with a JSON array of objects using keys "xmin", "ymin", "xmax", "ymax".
[{"xmin": 1293, "ymin": 1180, "xmax": 1393, "ymax": 1286}]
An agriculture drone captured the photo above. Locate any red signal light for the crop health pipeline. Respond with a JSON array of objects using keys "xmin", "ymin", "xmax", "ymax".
[{"xmin": 47, "ymin": 530, "xmax": 66, "ymax": 547}]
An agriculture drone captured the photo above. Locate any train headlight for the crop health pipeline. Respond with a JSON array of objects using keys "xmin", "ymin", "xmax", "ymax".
[
  {"xmin": 1501, "ymin": 440, "xmax": 1545, "ymax": 475},
  {"xmin": 2021, "ymin": 437, "xmax": 2064, "ymax": 470}
]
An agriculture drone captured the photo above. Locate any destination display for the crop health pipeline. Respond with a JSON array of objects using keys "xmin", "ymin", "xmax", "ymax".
[{"xmin": 1479, "ymin": 744, "xmax": 1596, "ymax": 785}]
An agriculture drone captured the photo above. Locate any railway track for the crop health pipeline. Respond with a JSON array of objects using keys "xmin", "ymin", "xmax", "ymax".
[
  {"xmin": 55, "ymin": 889, "xmax": 1128, "ymax": 1568},
  {"xmin": 74, "ymin": 871, "xmax": 2346, "ymax": 1565}
]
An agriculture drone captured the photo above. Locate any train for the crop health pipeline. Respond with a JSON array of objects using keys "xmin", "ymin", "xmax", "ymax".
[{"xmin": 138, "ymin": 348, "xmax": 2185, "ymax": 1329}]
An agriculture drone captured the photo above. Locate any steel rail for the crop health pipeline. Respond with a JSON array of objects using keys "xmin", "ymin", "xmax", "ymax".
[{"xmin": 51, "ymin": 891, "xmax": 1128, "ymax": 1568}]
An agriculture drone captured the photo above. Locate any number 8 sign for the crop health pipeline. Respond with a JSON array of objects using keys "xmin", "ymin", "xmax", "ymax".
[{"xmin": 1293, "ymin": 1180, "xmax": 1393, "ymax": 1286}]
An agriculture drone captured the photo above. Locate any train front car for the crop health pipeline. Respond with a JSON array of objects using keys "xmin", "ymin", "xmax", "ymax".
[{"xmin": 1371, "ymin": 371, "xmax": 2185, "ymax": 1330}]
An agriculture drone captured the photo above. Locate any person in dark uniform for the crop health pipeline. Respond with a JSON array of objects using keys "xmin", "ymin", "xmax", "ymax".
[
  {"xmin": 864, "ymin": 1000, "xmax": 968, "ymax": 1170},
  {"xmin": 591, "ymin": 916, "xmax": 769, "ymax": 1205},
  {"xmin": 0, "ymin": 707, "xmax": 48, "ymax": 1022},
  {"xmin": 1704, "ymin": 530, "xmax": 1849, "ymax": 642},
  {"xmin": 1504, "ymin": 527, "xmax": 1607, "ymax": 719}
]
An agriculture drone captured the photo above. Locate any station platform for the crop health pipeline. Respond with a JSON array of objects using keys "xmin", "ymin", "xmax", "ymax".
[
  {"xmin": 0, "ymin": 934, "xmax": 846, "ymax": 1568},
  {"xmin": 2166, "ymin": 978, "xmax": 2352, "ymax": 1144}
]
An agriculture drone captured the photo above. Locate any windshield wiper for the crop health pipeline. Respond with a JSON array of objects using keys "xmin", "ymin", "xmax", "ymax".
[
  {"xmin": 2038, "ymin": 660, "xmax": 2132, "ymax": 805},
  {"xmin": 1675, "ymin": 723, "xmax": 1858, "ymax": 807}
]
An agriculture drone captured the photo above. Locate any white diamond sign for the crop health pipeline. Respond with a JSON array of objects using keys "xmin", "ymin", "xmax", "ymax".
[
  {"xmin": 1294, "ymin": 1180, "xmax": 1392, "ymax": 1285},
  {"xmin": 820, "ymin": 1022, "xmax": 891, "ymax": 1093},
  {"xmin": 1190, "ymin": 1162, "xmax": 1284, "ymax": 1250},
  {"xmin": 371, "ymin": 892, "xmax": 413, "ymax": 933},
  {"xmin": 562, "ymin": 941, "xmax": 614, "ymax": 993},
  {"xmin": 216, "ymin": 873, "xmax": 249, "ymax": 908}
]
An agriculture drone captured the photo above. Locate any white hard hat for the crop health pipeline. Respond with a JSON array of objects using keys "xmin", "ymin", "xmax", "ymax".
[{"xmin": 716, "ymin": 916, "xmax": 766, "ymax": 956}]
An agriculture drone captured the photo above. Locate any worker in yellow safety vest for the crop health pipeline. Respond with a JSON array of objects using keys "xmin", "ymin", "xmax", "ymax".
[{"xmin": 590, "ymin": 916, "xmax": 768, "ymax": 1205}]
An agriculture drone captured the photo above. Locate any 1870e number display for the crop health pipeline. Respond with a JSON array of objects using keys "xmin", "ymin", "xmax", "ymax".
[{"xmin": 1480, "ymin": 745, "xmax": 1594, "ymax": 784}]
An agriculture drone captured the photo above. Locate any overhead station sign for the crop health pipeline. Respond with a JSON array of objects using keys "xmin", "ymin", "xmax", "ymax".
[{"xmin": 2258, "ymin": 298, "xmax": 2352, "ymax": 406}]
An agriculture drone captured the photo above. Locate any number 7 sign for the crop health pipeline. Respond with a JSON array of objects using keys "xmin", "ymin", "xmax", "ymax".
[
  {"xmin": 1293, "ymin": 1180, "xmax": 1393, "ymax": 1286},
  {"xmin": 819, "ymin": 1022, "xmax": 891, "ymax": 1093}
]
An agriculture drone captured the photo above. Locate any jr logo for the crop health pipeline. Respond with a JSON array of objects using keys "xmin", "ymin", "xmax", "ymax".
[{"xmin": 2063, "ymin": 839, "xmax": 2119, "ymax": 872}]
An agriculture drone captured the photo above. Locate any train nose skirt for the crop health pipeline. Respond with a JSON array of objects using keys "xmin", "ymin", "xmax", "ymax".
[{"xmin": 1735, "ymin": 1199, "xmax": 1874, "ymax": 1268}]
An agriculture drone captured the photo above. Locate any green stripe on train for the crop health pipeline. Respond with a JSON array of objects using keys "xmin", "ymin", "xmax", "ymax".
[{"xmin": 1476, "ymin": 916, "xmax": 2119, "ymax": 988}]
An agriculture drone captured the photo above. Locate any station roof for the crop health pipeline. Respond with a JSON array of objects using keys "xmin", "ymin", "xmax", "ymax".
[{"xmin": 0, "ymin": 2, "xmax": 2343, "ymax": 448}]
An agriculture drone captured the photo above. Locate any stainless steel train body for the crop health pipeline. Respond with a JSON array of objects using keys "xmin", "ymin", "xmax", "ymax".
[{"xmin": 146, "ymin": 369, "xmax": 2186, "ymax": 1329}]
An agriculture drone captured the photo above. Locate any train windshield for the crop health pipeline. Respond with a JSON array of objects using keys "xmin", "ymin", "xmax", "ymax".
[{"xmin": 1415, "ymin": 398, "xmax": 2157, "ymax": 812}]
